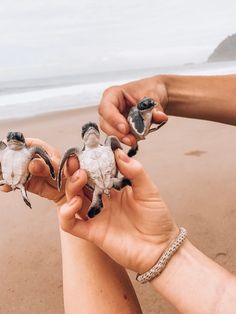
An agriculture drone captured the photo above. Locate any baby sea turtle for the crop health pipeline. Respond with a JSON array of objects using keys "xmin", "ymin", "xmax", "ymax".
[
  {"xmin": 58, "ymin": 122, "xmax": 131, "ymax": 219},
  {"xmin": 0, "ymin": 132, "xmax": 55, "ymax": 208},
  {"xmin": 127, "ymin": 97, "xmax": 166, "ymax": 157}
]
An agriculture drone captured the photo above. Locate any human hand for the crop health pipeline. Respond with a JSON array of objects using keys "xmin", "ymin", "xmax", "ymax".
[
  {"xmin": 0, "ymin": 138, "xmax": 66, "ymax": 206},
  {"xmin": 59, "ymin": 149, "xmax": 179, "ymax": 274},
  {"xmin": 99, "ymin": 76, "xmax": 168, "ymax": 147}
]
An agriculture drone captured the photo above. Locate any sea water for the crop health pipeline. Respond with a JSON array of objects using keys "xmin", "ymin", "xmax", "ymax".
[{"xmin": 0, "ymin": 0, "xmax": 236, "ymax": 119}]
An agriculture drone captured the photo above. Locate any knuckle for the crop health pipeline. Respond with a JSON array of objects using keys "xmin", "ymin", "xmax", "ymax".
[
  {"xmin": 99, "ymin": 86, "xmax": 119, "ymax": 115},
  {"xmin": 99, "ymin": 116, "xmax": 105, "ymax": 129},
  {"xmin": 60, "ymin": 221, "xmax": 70, "ymax": 232},
  {"xmin": 59, "ymin": 213, "xmax": 70, "ymax": 232},
  {"xmin": 134, "ymin": 159, "xmax": 144, "ymax": 175},
  {"xmin": 98, "ymin": 103, "xmax": 104, "ymax": 115},
  {"xmin": 102, "ymin": 85, "xmax": 119, "ymax": 97}
]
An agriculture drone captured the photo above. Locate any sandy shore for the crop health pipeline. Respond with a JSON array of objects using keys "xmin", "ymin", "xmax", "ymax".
[{"xmin": 1, "ymin": 106, "xmax": 236, "ymax": 314}]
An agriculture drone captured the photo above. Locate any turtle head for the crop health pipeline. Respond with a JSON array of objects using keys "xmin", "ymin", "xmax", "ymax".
[
  {"xmin": 137, "ymin": 97, "xmax": 156, "ymax": 112},
  {"xmin": 81, "ymin": 122, "xmax": 100, "ymax": 148},
  {"xmin": 7, "ymin": 132, "xmax": 26, "ymax": 149}
]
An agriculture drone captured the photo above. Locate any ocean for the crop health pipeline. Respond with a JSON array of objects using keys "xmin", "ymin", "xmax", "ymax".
[{"xmin": 0, "ymin": 0, "xmax": 236, "ymax": 119}]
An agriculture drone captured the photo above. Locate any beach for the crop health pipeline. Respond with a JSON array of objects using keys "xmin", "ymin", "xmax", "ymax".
[{"xmin": 1, "ymin": 106, "xmax": 236, "ymax": 313}]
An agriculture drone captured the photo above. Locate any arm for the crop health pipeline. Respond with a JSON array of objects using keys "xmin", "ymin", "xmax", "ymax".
[
  {"xmin": 59, "ymin": 169, "xmax": 142, "ymax": 314},
  {"xmin": 60, "ymin": 231, "xmax": 142, "ymax": 314},
  {"xmin": 0, "ymin": 138, "xmax": 142, "ymax": 314},
  {"xmin": 162, "ymin": 74, "xmax": 236, "ymax": 124},
  {"xmin": 59, "ymin": 150, "xmax": 236, "ymax": 313},
  {"xmin": 152, "ymin": 239, "xmax": 236, "ymax": 313},
  {"xmin": 98, "ymin": 74, "xmax": 236, "ymax": 145}
]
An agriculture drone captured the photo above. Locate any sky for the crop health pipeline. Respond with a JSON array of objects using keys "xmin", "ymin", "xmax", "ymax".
[{"xmin": 0, "ymin": 0, "xmax": 236, "ymax": 81}]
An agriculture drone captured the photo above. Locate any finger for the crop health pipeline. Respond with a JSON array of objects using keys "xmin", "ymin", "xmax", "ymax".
[
  {"xmin": 99, "ymin": 116, "xmax": 136, "ymax": 147},
  {"xmin": 65, "ymin": 169, "xmax": 88, "ymax": 199},
  {"xmin": 65, "ymin": 170, "xmax": 89, "ymax": 220},
  {"xmin": 64, "ymin": 155, "xmax": 80, "ymax": 178},
  {"xmin": 152, "ymin": 109, "xmax": 168, "ymax": 124},
  {"xmin": 99, "ymin": 88, "xmax": 130, "ymax": 134},
  {"xmin": 65, "ymin": 169, "xmax": 91, "ymax": 220},
  {"xmin": 115, "ymin": 149, "xmax": 158, "ymax": 199},
  {"xmin": 28, "ymin": 156, "xmax": 59, "ymax": 182},
  {"xmin": 27, "ymin": 138, "xmax": 60, "ymax": 178},
  {"xmin": 26, "ymin": 138, "xmax": 60, "ymax": 159},
  {"xmin": 59, "ymin": 196, "xmax": 90, "ymax": 239},
  {"xmin": 0, "ymin": 185, "xmax": 12, "ymax": 192},
  {"xmin": 28, "ymin": 159, "xmax": 49, "ymax": 177},
  {"xmin": 99, "ymin": 116, "xmax": 125, "ymax": 139},
  {"xmin": 121, "ymin": 134, "xmax": 137, "ymax": 147}
]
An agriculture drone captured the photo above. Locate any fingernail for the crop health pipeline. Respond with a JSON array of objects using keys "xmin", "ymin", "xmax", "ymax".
[
  {"xmin": 118, "ymin": 149, "xmax": 130, "ymax": 163},
  {"xmin": 68, "ymin": 196, "xmax": 78, "ymax": 205},
  {"xmin": 122, "ymin": 136, "xmax": 132, "ymax": 146},
  {"xmin": 118, "ymin": 123, "xmax": 126, "ymax": 134},
  {"xmin": 71, "ymin": 170, "xmax": 80, "ymax": 182}
]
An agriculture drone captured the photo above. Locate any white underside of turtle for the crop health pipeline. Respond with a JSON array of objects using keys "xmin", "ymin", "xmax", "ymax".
[
  {"xmin": 58, "ymin": 123, "xmax": 131, "ymax": 219},
  {"xmin": 80, "ymin": 145, "xmax": 117, "ymax": 194},
  {"xmin": 0, "ymin": 148, "xmax": 32, "ymax": 188},
  {"xmin": 127, "ymin": 98, "xmax": 166, "ymax": 157},
  {"xmin": 0, "ymin": 133, "xmax": 55, "ymax": 209}
]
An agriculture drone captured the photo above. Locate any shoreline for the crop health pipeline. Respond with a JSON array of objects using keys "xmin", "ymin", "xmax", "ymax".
[
  {"xmin": 1, "ymin": 60, "xmax": 236, "ymax": 120},
  {"xmin": 0, "ymin": 105, "xmax": 97, "ymax": 126}
]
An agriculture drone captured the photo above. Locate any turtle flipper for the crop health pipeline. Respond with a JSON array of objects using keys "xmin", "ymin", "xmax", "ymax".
[
  {"xmin": 148, "ymin": 121, "xmax": 166, "ymax": 134},
  {"xmin": 87, "ymin": 189, "xmax": 103, "ymax": 219},
  {"xmin": 30, "ymin": 146, "xmax": 56, "ymax": 180},
  {"xmin": 112, "ymin": 177, "xmax": 132, "ymax": 190},
  {"xmin": 127, "ymin": 144, "xmax": 138, "ymax": 157},
  {"xmin": 58, "ymin": 148, "xmax": 80, "ymax": 191},
  {"xmin": 104, "ymin": 136, "xmax": 122, "ymax": 151},
  {"xmin": 19, "ymin": 185, "xmax": 32, "ymax": 209},
  {"xmin": 0, "ymin": 141, "xmax": 7, "ymax": 150}
]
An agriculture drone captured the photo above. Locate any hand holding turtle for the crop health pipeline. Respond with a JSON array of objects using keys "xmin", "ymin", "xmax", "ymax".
[
  {"xmin": 0, "ymin": 137, "xmax": 66, "ymax": 206},
  {"xmin": 99, "ymin": 76, "xmax": 168, "ymax": 147},
  {"xmin": 59, "ymin": 149, "xmax": 179, "ymax": 274},
  {"xmin": 58, "ymin": 122, "xmax": 131, "ymax": 219}
]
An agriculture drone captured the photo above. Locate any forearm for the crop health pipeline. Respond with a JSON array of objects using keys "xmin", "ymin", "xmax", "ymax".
[
  {"xmin": 59, "ymin": 229, "xmax": 142, "ymax": 314},
  {"xmin": 161, "ymin": 74, "xmax": 236, "ymax": 125},
  {"xmin": 151, "ymin": 239, "xmax": 236, "ymax": 313}
]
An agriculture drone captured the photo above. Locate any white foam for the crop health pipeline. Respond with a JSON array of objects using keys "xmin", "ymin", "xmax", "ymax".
[{"xmin": 0, "ymin": 62, "xmax": 236, "ymax": 119}]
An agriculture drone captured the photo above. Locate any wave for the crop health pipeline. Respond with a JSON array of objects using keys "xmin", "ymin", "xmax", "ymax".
[{"xmin": 0, "ymin": 62, "xmax": 236, "ymax": 119}]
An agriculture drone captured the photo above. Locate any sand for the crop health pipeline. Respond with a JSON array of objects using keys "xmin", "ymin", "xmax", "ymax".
[{"xmin": 1, "ymin": 106, "xmax": 236, "ymax": 314}]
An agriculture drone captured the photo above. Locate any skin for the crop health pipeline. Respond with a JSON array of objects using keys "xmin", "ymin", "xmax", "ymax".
[
  {"xmin": 0, "ymin": 138, "xmax": 65, "ymax": 204},
  {"xmin": 59, "ymin": 148, "xmax": 236, "ymax": 314},
  {"xmin": 58, "ymin": 74, "xmax": 236, "ymax": 313},
  {"xmin": 2, "ymin": 74, "xmax": 236, "ymax": 312},
  {"xmin": 0, "ymin": 138, "xmax": 142, "ymax": 314},
  {"xmin": 98, "ymin": 74, "xmax": 236, "ymax": 146}
]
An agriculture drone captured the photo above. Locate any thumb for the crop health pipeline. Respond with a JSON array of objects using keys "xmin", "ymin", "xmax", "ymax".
[
  {"xmin": 59, "ymin": 196, "xmax": 90, "ymax": 239},
  {"xmin": 29, "ymin": 159, "xmax": 48, "ymax": 177},
  {"xmin": 115, "ymin": 149, "xmax": 158, "ymax": 199},
  {"xmin": 152, "ymin": 109, "xmax": 168, "ymax": 124},
  {"xmin": 65, "ymin": 169, "xmax": 88, "ymax": 200}
]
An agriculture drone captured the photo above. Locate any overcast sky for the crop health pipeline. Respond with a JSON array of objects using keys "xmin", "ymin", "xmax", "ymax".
[{"xmin": 1, "ymin": 0, "xmax": 236, "ymax": 81}]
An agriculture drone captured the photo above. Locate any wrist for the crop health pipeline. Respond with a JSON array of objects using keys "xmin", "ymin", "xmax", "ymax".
[
  {"xmin": 154, "ymin": 74, "xmax": 169, "ymax": 111},
  {"xmin": 150, "ymin": 239, "xmax": 235, "ymax": 313},
  {"xmin": 135, "ymin": 225, "xmax": 180, "ymax": 274},
  {"xmin": 136, "ymin": 227, "xmax": 187, "ymax": 283},
  {"xmin": 150, "ymin": 236, "xmax": 190, "ymax": 287}
]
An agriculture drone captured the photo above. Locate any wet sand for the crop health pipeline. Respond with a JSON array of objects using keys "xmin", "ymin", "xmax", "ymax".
[{"xmin": 1, "ymin": 106, "xmax": 236, "ymax": 313}]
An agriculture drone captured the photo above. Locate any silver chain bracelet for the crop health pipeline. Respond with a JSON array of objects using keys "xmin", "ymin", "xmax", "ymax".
[{"xmin": 136, "ymin": 227, "xmax": 187, "ymax": 284}]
